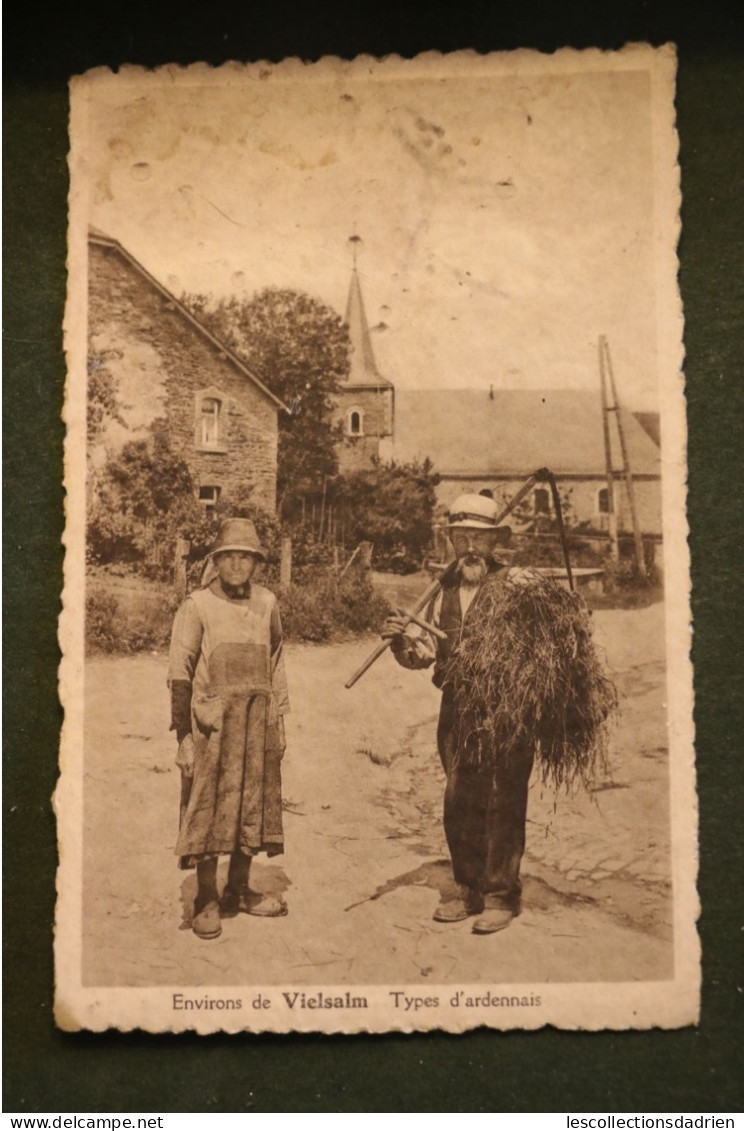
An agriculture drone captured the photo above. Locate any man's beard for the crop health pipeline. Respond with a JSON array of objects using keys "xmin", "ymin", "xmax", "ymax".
[{"xmin": 456, "ymin": 556, "xmax": 489, "ymax": 584}]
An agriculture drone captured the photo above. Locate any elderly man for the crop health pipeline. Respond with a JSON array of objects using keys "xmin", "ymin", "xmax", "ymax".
[
  {"xmin": 382, "ymin": 492, "xmax": 534, "ymax": 935},
  {"xmin": 168, "ymin": 518, "xmax": 290, "ymax": 940}
]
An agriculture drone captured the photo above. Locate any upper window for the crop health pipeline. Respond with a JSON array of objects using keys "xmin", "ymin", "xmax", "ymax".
[
  {"xmin": 347, "ymin": 408, "xmax": 363, "ymax": 436},
  {"xmin": 597, "ymin": 487, "xmax": 610, "ymax": 514},
  {"xmin": 200, "ymin": 397, "xmax": 221, "ymax": 447},
  {"xmin": 195, "ymin": 388, "xmax": 228, "ymax": 452}
]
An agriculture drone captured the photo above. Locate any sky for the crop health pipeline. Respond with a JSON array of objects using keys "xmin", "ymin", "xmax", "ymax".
[{"xmin": 77, "ymin": 52, "xmax": 677, "ymax": 411}]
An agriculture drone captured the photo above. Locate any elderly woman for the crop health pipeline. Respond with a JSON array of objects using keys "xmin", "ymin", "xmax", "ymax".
[{"xmin": 168, "ymin": 518, "xmax": 290, "ymax": 940}]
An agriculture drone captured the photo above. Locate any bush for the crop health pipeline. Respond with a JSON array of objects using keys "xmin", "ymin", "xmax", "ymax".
[
  {"xmin": 85, "ymin": 579, "xmax": 178, "ymax": 655},
  {"xmin": 284, "ymin": 526, "xmax": 336, "ymax": 584},
  {"xmin": 279, "ymin": 572, "xmax": 389, "ymax": 643},
  {"xmin": 87, "ymin": 428, "xmax": 205, "ymax": 580},
  {"xmin": 332, "ymin": 459, "xmax": 439, "ymax": 572},
  {"xmin": 85, "ymin": 562, "xmax": 389, "ymax": 653},
  {"xmin": 278, "ymin": 581, "xmax": 339, "ymax": 643},
  {"xmin": 376, "ymin": 544, "xmax": 427, "ymax": 575},
  {"xmin": 89, "ymin": 442, "xmax": 285, "ymax": 589},
  {"xmin": 338, "ymin": 576, "xmax": 391, "ymax": 635},
  {"xmin": 85, "ymin": 590, "xmax": 119, "ymax": 654},
  {"xmin": 511, "ymin": 534, "xmax": 605, "ymax": 570},
  {"xmin": 601, "ymin": 553, "xmax": 660, "ymax": 593}
]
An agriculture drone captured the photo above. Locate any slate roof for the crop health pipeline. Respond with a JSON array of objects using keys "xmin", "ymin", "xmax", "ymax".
[
  {"xmin": 342, "ymin": 267, "xmax": 393, "ymax": 389},
  {"xmin": 392, "ymin": 388, "xmax": 662, "ymax": 477},
  {"xmin": 633, "ymin": 411, "xmax": 661, "ymax": 446}
]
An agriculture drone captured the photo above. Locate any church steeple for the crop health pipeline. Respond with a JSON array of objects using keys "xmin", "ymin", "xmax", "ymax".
[
  {"xmin": 343, "ymin": 238, "xmax": 393, "ymax": 389},
  {"xmin": 333, "ymin": 237, "xmax": 396, "ymax": 472}
]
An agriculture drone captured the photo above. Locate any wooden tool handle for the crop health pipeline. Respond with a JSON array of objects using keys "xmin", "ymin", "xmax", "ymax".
[
  {"xmin": 405, "ymin": 611, "xmax": 447, "ymax": 639},
  {"xmin": 344, "ymin": 569, "xmax": 451, "ymax": 689}
]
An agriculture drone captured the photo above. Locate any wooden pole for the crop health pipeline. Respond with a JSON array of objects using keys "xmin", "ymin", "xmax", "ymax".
[
  {"xmin": 174, "ymin": 537, "xmax": 190, "ymax": 600},
  {"xmin": 338, "ymin": 544, "xmax": 361, "ymax": 582},
  {"xmin": 345, "ymin": 566, "xmax": 453, "ymax": 689},
  {"xmin": 603, "ymin": 337, "xmax": 646, "ymax": 578},
  {"xmin": 358, "ymin": 541, "xmax": 373, "ymax": 571},
  {"xmin": 598, "ymin": 335, "xmax": 620, "ymax": 562},
  {"xmin": 319, "ymin": 477, "xmax": 327, "ymax": 542},
  {"xmin": 279, "ymin": 535, "xmax": 292, "ymax": 591}
]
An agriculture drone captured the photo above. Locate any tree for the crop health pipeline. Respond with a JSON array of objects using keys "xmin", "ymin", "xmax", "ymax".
[
  {"xmin": 87, "ymin": 424, "xmax": 205, "ymax": 576},
  {"xmin": 183, "ymin": 287, "xmax": 350, "ymax": 514},
  {"xmin": 334, "ymin": 459, "xmax": 440, "ymax": 572}
]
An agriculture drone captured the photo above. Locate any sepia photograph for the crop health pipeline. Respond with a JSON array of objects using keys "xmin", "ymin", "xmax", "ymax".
[{"xmin": 55, "ymin": 46, "xmax": 697, "ymax": 1034}]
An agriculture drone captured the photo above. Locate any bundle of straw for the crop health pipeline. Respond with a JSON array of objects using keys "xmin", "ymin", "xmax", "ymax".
[{"xmin": 445, "ymin": 573, "xmax": 617, "ymax": 790}]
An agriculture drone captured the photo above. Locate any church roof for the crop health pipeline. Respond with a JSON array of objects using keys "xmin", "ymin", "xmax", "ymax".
[
  {"xmin": 392, "ymin": 388, "xmax": 662, "ymax": 478},
  {"xmin": 342, "ymin": 267, "xmax": 393, "ymax": 389}
]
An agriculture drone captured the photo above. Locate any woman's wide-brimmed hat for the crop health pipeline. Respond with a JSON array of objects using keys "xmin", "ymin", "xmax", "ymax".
[{"xmin": 208, "ymin": 517, "xmax": 266, "ymax": 561}]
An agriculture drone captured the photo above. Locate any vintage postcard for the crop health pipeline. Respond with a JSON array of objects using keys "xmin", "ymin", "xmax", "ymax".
[{"xmin": 56, "ymin": 46, "xmax": 698, "ymax": 1033}]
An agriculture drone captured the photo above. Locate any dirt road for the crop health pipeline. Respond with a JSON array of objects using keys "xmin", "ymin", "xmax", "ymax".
[{"xmin": 82, "ymin": 600, "xmax": 673, "ymax": 988}]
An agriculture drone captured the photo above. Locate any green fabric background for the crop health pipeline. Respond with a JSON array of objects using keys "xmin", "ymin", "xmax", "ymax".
[{"xmin": 4, "ymin": 2, "xmax": 743, "ymax": 1113}]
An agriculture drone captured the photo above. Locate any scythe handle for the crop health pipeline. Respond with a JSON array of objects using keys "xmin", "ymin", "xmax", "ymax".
[
  {"xmin": 344, "ymin": 638, "xmax": 396, "ymax": 690},
  {"xmin": 491, "ymin": 470, "xmax": 546, "ymax": 524},
  {"xmin": 344, "ymin": 564, "xmax": 457, "ymax": 689}
]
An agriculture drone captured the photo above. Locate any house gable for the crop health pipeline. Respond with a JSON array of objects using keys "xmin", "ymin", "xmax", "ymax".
[
  {"xmin": 89, "ymin": 230, "xmax": 285, "ymax": 411},
  {"xmin": 88, "ymin": 231, "xmax": 283, "ymax": 513}
]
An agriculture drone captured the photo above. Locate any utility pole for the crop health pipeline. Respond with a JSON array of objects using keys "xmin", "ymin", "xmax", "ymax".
[
  {"xmin": 601, "ymin": 335, "xmax": 647, "ymax": 579},
  {"xmin": 599, "ymin": 336, "xmax": 620, "ymax": 562}
]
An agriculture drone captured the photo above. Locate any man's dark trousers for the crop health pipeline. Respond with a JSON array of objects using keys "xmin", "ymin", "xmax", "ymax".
[{"xmin": 437, "ymin": 687, "xmax": 534, "ymax": 909}]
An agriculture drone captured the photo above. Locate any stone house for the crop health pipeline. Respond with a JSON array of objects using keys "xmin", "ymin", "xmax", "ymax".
[{"xmin": 87, "ymin": 229, "xmax": 284, "ymax": 515}]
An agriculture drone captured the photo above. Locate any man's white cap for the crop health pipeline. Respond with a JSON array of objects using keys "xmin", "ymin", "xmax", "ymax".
[{"xmin": 447, "ymin": 492, "xmax": 500, "ymax": 529}]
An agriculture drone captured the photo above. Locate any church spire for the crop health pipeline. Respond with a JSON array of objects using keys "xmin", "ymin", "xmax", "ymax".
[{"xmin": 343, "ymin": 237, "xmax": 392, "ymax": 388}]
